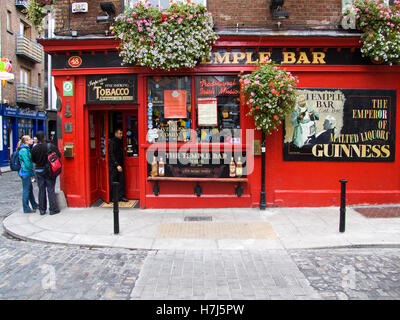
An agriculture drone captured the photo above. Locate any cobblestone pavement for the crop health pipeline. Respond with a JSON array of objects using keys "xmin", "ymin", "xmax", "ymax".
[
  {"xmin": 289, "ymin": 248, "xmax": 400, "ymax": 300},
  {"xmin": 1, "ymin": 171, "xmax": 400, "ymax": 300}
]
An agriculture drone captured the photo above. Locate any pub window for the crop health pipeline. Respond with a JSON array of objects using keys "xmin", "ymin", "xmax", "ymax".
[
  {"xmin": 147, "ymin": 76, "xmax": 192, "ymax": 143},
  {"xmin": 126, "ymin": 115, "xmax": 139, "ymax": 157},
  {"xmin": 195, "ymin": 75, "xmax": 241, "ymax": 143}
]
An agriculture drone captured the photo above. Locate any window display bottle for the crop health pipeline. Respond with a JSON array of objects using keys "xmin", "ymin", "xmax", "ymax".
[
  {"xmin": 229, "ymin": 157, "xmax": 236, "ymax": 178},
  {"xmin": 151, "ymin": 156, "xmax": 158, "ymax": 177},
  {"xmin": 158, "ymin": 157, "xmax": 165, "ymax": 177},
  {"xmin": 236, "ymin": 157, "xmax": 242, "ymax": 177}
]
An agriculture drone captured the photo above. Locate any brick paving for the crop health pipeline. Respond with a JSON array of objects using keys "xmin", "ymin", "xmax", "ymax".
[{"xmin": 130, "ymin": 250, "xmax": 321, "ymax": 300}]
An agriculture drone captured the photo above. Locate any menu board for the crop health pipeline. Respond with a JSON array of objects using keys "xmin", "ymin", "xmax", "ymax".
[
  {"xmin": 198, "ymin": 98, "xmax": 218, "ymax": 126},
  {"xmin": 164, "ymin": 90, "xmax": 187, "ymax": 118}
]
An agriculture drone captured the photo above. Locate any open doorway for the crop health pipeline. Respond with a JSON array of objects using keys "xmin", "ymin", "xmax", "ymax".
[{"xmin": 88, "ymin": 110, "xmax": 140, "ymax": 207}]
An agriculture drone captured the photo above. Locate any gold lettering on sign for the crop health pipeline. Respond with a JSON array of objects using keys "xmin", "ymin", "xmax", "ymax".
[
  {"xmin": 282, "ymin": 52, "xmax": 296, "ymax": 64},
  {"xmin": 214, "ymin": 52, "xmax": 230, "ymax": 64},
  {"xmin": 232, "ymin": 52, "xmax": 246, "ymax": 64},
  {"xmin": 201, "ymin": 50, "xmax": 328, "ymax": 65}
]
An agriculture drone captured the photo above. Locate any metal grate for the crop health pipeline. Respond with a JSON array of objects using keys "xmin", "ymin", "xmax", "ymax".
[{"xmin": 184, "ymin": 216, "xmax": 212, "ymax": 222}]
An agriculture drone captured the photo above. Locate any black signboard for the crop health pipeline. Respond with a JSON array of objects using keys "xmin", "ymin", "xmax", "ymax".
[
  {"xmin": 147, "ymin": 150, "xmax": 247, "ymax": 178},
  {"xmin": 86, "ymin": 75, "xmax": 137, "ymax": 104},
  {"xmin": 283, "ymin": 89, "xmax": 396, "ymax": 162},
  {"xmin": 52, "ymin": 47, "xmax": 374, "ymax": 71}
]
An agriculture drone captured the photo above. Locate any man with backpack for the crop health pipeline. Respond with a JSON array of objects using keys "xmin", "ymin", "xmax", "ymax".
[{"xmin": 31, "ymin": 131, "xmax": 61, "ymax": 215}]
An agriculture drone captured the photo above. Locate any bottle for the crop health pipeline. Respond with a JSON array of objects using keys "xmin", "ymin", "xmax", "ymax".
[
  {"xmin": 236, "ymin": 157, "xmax": 242, "ymax": 177},
  {"xmin": 158, "ymin": 157, "xmax": 165, "ymax": 177},
  {"xmin": 229, "ymin": 157, "xmax": 236, "ymax": 178},
  {"xmin": 151, "ymin": 156, "xmax": 158, "ymax": 177}
]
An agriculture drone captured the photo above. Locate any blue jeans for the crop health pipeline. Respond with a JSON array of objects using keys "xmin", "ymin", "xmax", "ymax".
[
  {"xmin": 21, "ymin": 175, "xmax": 38, "ymax": 213},
  {"xmin": 36, "ymin": 173, "xmax": 58, "ymax": 214}
]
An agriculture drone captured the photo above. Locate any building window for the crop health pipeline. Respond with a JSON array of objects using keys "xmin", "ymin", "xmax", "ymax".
[
  {"xmin": 147, "ymin": 76, "xmax": 192, "ymax": 143},
  {"xmin": 195, "ymin": 75, "xmax": 240, "ymax": 143},
  {"xmin": 19, "ymin": 21, "xmax": 31, "ymax": 39},
  {"xmin": 147, "ymin": 74, "xmax": 241, "ymax": 144},
  {"xmin": 20, "ymin": 68, "xmax": 31, "ymax": 85},
  {"xmin": 125, "ymin": 0, "xmax": 207, "ymax": 9},
  {"xmin": 18, "ymin": 119, "xmax": 34, "ymax": 140},
  {"xmin": 6, "ymin": 10, "xmax": 12, "ymax": 33}
]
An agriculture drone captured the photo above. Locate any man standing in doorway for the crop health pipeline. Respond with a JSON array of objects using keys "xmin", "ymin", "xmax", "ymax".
[{"xmin": 108, "ymin": 128, "xmax": 128, "ymax": 202}]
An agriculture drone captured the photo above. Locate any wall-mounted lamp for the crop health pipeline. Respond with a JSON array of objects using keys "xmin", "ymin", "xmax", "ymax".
[
  {"xmin": 270, "ymin": 0, "xmax": 289, "ymax": 19},
  {"xmin": 96, "ymin": 2, "xmax": 116, "ymax": 23}
]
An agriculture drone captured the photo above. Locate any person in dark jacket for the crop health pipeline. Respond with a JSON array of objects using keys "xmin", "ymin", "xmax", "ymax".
[
  {"xmin": 18, "ymin": 135, "xmax": 38, "ymax": 213},
  {"xmin": 31, "ymin": 131, "xmax": 61, "ymax": 215},
  {"xmin": 108, "ymin": 128, "xmax": 128, "ymax": 202}
]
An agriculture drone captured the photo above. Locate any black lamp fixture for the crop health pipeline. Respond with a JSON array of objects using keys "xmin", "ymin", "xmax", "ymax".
[
  {"xmin": 270, "ymin": 0, "xmax": 289, "ymax": 19},
  {"xmin": 96, "ymin": 2, "xmax": 116, "ymax": 23}
]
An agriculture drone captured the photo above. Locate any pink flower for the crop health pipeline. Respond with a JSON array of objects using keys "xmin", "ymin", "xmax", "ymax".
[
  {"xmin": 254, "ymin": 80, "xmax": 260, "ymax": 85},
  {"xmin": 178, "ymin": 18, "xmax": 183, "ymax": 24},
  {"xmin": 251, "ymin": 92, "xmax": 255, "ymax": 96},
  {"xmin": 249, "ymin": 99, "xmax": 254, "ymax": 104}
]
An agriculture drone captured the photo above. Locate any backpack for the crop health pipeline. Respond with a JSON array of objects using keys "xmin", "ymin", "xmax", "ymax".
[
  {"xmin": 10, "ymin": 149, "xmax": 21, "ymax": 171},
  {"xmin": 47, "ymin": 143, "xmax": 62, "ymax": 177}
]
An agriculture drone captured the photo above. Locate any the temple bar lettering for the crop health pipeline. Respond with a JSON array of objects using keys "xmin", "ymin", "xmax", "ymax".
[{"xmin": 283, "ymin": 89, "xmax": 396, "ymax": 162}]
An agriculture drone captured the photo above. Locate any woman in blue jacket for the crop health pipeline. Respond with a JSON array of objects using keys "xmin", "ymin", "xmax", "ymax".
[{"xmin": 18, "ymin": 135, "xmax": 38, "ymax": 213}]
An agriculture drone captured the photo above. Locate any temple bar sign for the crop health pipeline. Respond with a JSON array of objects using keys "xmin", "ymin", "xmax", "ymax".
[
  {"xmin": 53, "ymin": 48, "xmax": 372, "ymax": 69},
  {"xmin": 201, "ymin": 48, "xmax": 371, "ymax": 66}
]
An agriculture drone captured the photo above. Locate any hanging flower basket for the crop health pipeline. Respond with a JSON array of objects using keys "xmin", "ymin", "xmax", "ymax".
[
  {"xmin": 342, "ymin": 0, "xmax": 400, "ymax": 65},
  {"xmin": 239, "ymin": 61, "xmax": 299, "ymax": 135},
  {"xmin": 111, "ymin": 0, "xmax": 218, "ymax": 70}
]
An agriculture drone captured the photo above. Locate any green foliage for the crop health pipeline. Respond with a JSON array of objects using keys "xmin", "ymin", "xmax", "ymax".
[{"xmin": 24, "ymin": 0, "xmax": 53, "ymax": 34}]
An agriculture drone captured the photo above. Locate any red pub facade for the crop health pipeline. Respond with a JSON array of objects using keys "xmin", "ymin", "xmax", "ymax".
[
  {"xmin": 38, "ymin": 0, "xmax": 400, "ymax": 209},
  {"xmin": 39, "ymin": 34, "xmax": 400, "ymax": 209}
]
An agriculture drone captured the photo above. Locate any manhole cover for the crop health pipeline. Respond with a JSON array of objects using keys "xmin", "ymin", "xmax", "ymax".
[{"xmin": 184, "ymin": 216, "xmax": 212, "ymax": 222}]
